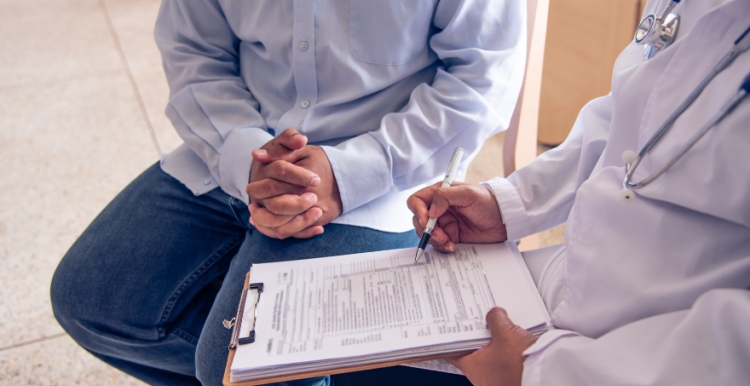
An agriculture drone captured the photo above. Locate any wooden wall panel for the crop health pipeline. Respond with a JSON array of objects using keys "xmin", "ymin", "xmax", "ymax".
[{"xmin": 537, "ymin": 0, "xmax": 643, "ymax": 145}]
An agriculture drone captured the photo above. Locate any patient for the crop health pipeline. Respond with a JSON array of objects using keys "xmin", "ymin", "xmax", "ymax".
[{"xmin": 50, "ymin": 1, "xmax": 527, "ymax": 385}]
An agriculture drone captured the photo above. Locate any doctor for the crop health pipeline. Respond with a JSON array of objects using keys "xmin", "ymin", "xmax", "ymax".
[{"xmin": 407, "ymin": 0, "xmax": 750, "ymax": 385}]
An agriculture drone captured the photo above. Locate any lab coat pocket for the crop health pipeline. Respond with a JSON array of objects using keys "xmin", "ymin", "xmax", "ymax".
[{"xmin": 349, "ymin": 0, "xmax": 435, "ymax": 65}]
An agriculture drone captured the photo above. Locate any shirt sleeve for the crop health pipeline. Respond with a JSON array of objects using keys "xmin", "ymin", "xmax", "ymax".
[
  {"xmin": 322, "ymin": 0, "xmax": 528, "ymax": 214},
  {"xmin": 522, "ymin": 288, "xmax": 750, "ymax": 385},
  {"xmin": 483, "ymin": 94, "xmax": 613, "ymax": 240},
  {"xmin": 155, "ymin": 0, "xmax": 273, "ymax": 202}
]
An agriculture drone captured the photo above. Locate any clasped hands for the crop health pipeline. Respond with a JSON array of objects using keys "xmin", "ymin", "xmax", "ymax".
[
  {"xmin": 407, "ymin": 182, "xmax": 536, "ymax": 386},
  {"xmin": 245, "ymin": 129, "xmax": 342, "ymax": 239}
]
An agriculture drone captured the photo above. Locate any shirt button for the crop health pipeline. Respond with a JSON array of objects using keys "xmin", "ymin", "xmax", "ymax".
[
  {"xmin": 299, "ymin": 41, "xmax": 308, "ymax": 51},
  {"xmin": 300, "ymin": 100, "xmax": 310, "ymax": 109},
  {"xmin": 203, "ymin": 179, "xmax": 211, "ymax": 185}
]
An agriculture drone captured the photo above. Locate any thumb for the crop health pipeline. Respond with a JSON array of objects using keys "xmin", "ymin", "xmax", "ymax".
[
  {"xmin": 486, "ymin": 307, "xmax": 513, "ymax": 340},
  {"xmin": 486, "ymin": 306, "xmax": 538, "ymax": 352}
]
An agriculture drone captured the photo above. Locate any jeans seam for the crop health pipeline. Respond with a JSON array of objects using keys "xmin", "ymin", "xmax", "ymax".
[
  {"xmin": 229, "ymin": 198, "xmax": 250, "ymax": 231},
  {"xmin": 156, "ymin": 235, "xmax": 244, "ymax": 336},
  {"xmin": 172, "ymin": 328, "xmax": 199, "ymax": 346}
]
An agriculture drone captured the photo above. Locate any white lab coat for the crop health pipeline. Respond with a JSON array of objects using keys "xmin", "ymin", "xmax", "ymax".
[{"xmin": 483, "ymin": 0, "xmax": 750, "ymax": 384}]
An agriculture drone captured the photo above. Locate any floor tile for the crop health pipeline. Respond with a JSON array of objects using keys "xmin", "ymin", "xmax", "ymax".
[
  {"xmin": 0, "ymin": 0, "xmax": 122, "ymax": 88},
  {"xmin": 0, "ymin": 73, "xmax": 158, "ymax": 348},
  {"xmin": 102, "ymin": 0, "xmax": 164, "ymax": 74},
  {"xmin": 466, "ymin": 132, "xmax": 505, "ymax": 184},
  {"xmin": 101, "ymin": 0, "xmax": 183, "ymax": 154},
  {"xmin": 0, "ymin": 335, "xmax": 146, "ymax": 386},
  {"xmin": 131, "ymin": 68, "xmax": 183, "ymax": 154}
]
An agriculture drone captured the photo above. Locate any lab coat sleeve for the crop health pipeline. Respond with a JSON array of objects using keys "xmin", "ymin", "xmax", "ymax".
[
  {"xmin": 484, "ymin": 94, "xmax": 613, "ymax": 240},
  {"xmin": 521, "ymin": 288, "xmax": 750, "ymax": 385},
  {"xmin": 155, "ymin": 0, "xmax": 273, "ymax": 202},
  {"xmin": 322, "ymin": 0, "xmax": 527, "ymax": 214}
]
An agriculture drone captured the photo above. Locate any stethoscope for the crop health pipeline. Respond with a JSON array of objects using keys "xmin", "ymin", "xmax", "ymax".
[
  {"xmin": 620, "ymin": 12, "xmax": 750, "ymax": 204},
  {"xmin": 635, "ymin": 0, "xmax": 682, "ymax": 59}
]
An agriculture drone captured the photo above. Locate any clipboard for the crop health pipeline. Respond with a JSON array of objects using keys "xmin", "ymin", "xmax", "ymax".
[{"xmin": 223, "ymin": 273, "xmax": 472, "ymax": 386}]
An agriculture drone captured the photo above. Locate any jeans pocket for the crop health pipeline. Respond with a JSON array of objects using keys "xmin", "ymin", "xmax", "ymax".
[{"xmin": 349, "ymin": 0, "xmax": 436, "ymax": 65}]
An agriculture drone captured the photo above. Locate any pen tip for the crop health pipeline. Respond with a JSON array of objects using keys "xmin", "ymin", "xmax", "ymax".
[{"xmin": 414, "ymin": 249, "xmax": 423, "ymax": 264}]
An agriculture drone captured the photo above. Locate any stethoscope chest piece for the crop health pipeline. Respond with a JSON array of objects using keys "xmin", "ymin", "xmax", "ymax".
[
  {"xmin": 635, "ymin": 0, "xmax": 681, "ymax": 59},
  {"xmin": 636, "ymin": 12, "xmax": 680, "ymax": 59}
]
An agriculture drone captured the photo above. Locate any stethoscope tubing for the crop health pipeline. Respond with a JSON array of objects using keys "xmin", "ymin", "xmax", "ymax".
[
  {"xmin": 624, "ymin": 25, "xmax": 750, "ymax": 191},
  {"xmin": 626, "ymin": 87, "xmax": 748, "ymax": 190}
]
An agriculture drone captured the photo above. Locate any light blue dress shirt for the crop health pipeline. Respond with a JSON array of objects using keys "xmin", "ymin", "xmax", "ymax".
[{"xmin": 155, "ymin": 0, "xmax": 526, "ymax": 232}]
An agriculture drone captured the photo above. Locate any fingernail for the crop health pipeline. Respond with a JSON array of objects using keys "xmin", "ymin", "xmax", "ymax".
[
  {"xmin": 292, "ymin": 134, "xmax": 305, "ymax": 141},
  {"xmin": 253, "ymin": 149, "xmax": 267, "ymax": 157},
  {"xmin": 428, "ymin": 205, "xmax": 436, "ymax": 217},
  {"xmin": 418, "ymin": 217, "xmax": 423, "ymax": 227},
  {"xmin": 310, "ymin": 176, "xmax": 321, "ymax": 186},
  {"xmin": 313, "ymin": 210, "xmax": 322, "ymax": 220},
  {"xmin": 447, "ymin": 244, "xmax": 455, "ymax": 252},
  {"xmin": 304, "ymin": 192, "xmax": 318, "ymax": 204}
]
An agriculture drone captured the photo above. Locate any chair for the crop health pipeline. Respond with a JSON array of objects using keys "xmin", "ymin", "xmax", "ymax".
[
  {"xmin": 502, "ymin": 0, "xmax": 549, "ymax": 177},
  {"xmin": 501, "ymin": 0, "xmax": 550, "ymax": 250}
]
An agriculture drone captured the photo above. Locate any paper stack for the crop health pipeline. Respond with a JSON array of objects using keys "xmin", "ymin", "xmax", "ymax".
[{"xmin": 228, "ymin": 242, "xmax": 550, "ymax": 383}]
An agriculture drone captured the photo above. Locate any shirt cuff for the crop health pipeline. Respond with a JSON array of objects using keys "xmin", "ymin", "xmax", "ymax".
[
  {"xmin": 218, "ymin": 127, "xmax": 274, "ymax": 203},
  {"xmin": 321, "ymin": 134, "xmax": 391, "ymax": 214},
  {"xmin": 482, "ymin": 176, "xmax": 532, "ymax": 241},
  {"xmin": 523, "ymin": 329, "xmax": 581, "ymax": 356},
  {"xmin": 522, "ymin": 329, "xmax": 587, "ymax": 386}
]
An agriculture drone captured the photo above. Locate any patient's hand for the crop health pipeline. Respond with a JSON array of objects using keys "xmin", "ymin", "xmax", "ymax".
[{"xmin": 246, "ymin": 129, "xmax": 342, "ymax": 239}]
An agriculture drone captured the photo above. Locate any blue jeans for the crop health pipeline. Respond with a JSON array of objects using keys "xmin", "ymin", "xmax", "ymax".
[{"xmin": 51, "ymin": 164, "xmax": 471, "ymax": 386}]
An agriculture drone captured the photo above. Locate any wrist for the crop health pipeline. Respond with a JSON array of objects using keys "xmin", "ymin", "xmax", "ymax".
[{"xmin": 481, "ymin": 182, "xmax": 504, "ymax": 225}]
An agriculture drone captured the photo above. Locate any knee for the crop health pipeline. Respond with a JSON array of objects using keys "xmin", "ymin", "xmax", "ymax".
[
  {"xmin": 195, "ymin": 323, "xmax": 229, "ymax": 386},
  {"xmin": 50, "ymin": 243, "xmax": 124, "ymax": 349},
  {"xmin": 50, "ymin": 248, "xmax": 94, "ymax": 339},
  {"xmin": 51, "ymin": 250, "xmax": 79, "ymax": 329}
]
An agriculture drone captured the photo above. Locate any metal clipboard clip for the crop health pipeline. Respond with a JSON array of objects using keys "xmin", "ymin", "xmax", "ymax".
[{"xmin": 226, "ymin": 282, "xmax": 264, "ymax": 349}]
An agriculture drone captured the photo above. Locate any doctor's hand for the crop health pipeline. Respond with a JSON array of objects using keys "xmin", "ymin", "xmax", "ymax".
[
  {"xmin": 447, "ymin": 307, "xmax": 537, "ymax": 386},
  {"xmin": 246, "ymin": 129, "xmax": 342, "ymax": 239},
  {"xmin": 407, "ymin": 181, "xmax": 507, "ymax": 253}
]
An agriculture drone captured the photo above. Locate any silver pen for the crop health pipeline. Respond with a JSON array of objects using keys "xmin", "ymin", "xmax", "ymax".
[{"xmin": 414, "ymin": 147, "xmax": 464, "ymax": 264}]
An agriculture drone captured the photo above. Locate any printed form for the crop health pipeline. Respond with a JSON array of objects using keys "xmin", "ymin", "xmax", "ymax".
[{"xmin": 231, "ymin": 243, "xmax": 548, "ymax": 381}]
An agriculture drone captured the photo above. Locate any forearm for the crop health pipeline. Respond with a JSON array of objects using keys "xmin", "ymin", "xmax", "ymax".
[
  {"xmin": 325, "ymin": 0, "xmax": 527, "ymax": 214},
  {"xmin": 156, "ymin": 0, "xmax": 272, "ymax": 202},
  {"xmin": 486, "ymin": 95, "xmax": 613, "ymax": 239}
]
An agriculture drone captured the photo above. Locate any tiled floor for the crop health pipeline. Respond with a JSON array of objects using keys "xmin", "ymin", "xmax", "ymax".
[
  {"xmin": 0, "ymin": 1, "xmax": 562, "ymax": 385},
  {"xmin": 0, "ymin": 1, "xmax": 170, "ymax": 384}
]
